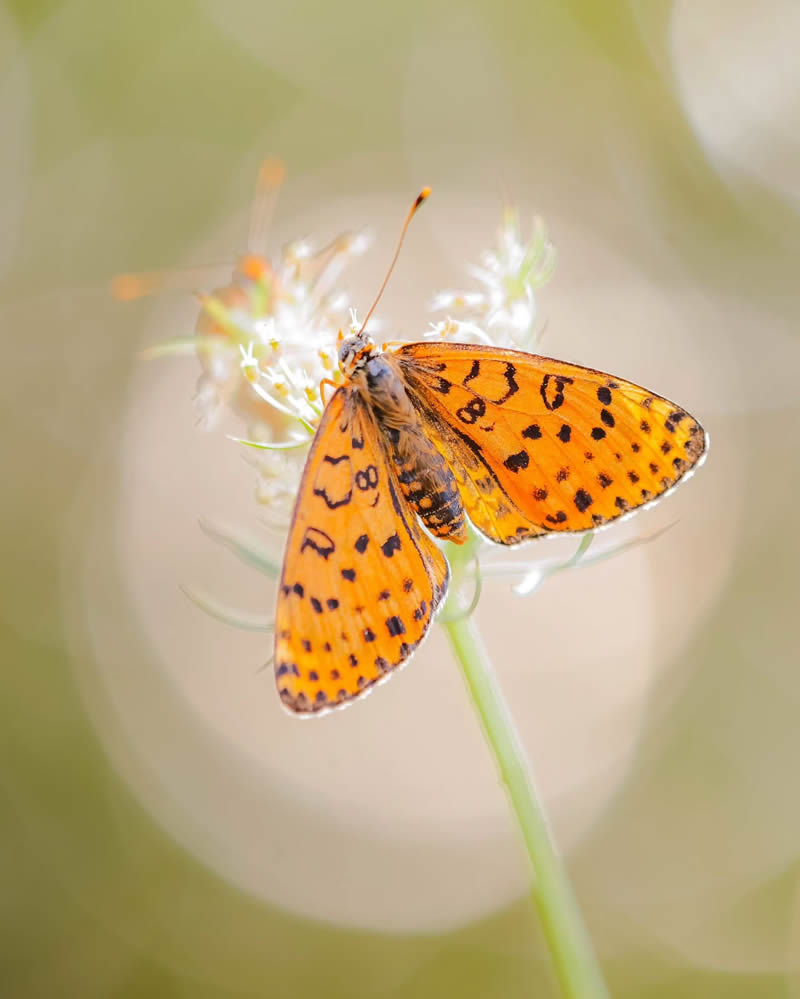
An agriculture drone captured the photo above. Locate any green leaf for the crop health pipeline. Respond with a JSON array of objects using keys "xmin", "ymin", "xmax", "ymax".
[
  {"xmin": 139, "ymin": 335, "xmax": 231, "ymax": 360},
  {"xmin": 227, "ymin": 435, "xmax": 311, "ymax": 451},
  {"xmin": 198, "ymin": 518, "xmax": 281, "ymax": 577},
  {"xmin": 180, "ymin": 584, "xmax": 273, "ymax": 631}
]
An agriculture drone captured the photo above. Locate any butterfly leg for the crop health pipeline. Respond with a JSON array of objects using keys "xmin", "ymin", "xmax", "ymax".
[{"xmin": 319, "ymin": 377, "xmax": 339, "ymax": 405}]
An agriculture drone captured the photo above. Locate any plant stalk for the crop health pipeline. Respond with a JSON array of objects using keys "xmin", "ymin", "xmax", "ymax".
[{"xmin": 443, "ymin": 604, "xmax": 609, "ymax": 999}]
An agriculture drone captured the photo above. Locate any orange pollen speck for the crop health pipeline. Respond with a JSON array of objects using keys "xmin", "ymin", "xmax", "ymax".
[
  {"xmin": 238, "ymin": 255, "xmax": 271, "ymax": 283},
  {"xmin": 258, "ymin": 156, "xmax": 287, "ymax": 191},
  {"xmin": 111, "ymin": 273, "xmax": 160, "ymax": 301}
]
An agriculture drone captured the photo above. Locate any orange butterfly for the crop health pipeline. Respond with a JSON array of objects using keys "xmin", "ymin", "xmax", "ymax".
[{"xmin": 274, "ymin": 194, "xmax": 708, "ymax": 714}]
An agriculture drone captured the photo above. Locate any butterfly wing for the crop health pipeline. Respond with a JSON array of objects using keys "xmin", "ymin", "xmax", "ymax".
[
  {"xmin": 394, "ymin": 342, "xmax": 707, "ymax": 543},
  {"xmin": 274, "ymin": 386, "xmax": 449, "ymax": 713}
]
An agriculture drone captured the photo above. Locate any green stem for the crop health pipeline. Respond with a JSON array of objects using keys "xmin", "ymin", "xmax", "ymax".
[{"xmin": 442, "ymin": 604, "xmax": 609, "ymax": 999}]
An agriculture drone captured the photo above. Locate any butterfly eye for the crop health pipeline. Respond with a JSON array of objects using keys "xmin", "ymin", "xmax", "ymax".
[{"xmin": 338, "ymin": 337, "xmax": 354, "ymax": 368}]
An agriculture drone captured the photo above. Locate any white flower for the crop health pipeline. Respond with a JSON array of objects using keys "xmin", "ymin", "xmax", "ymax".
[
  {"xmin": 430, "ymin": 210, "xmax": 556, "ymax": 351},
  {"xmin": 195, "ymin": 228, "xmax": 370, "ymax": 435},
  {"xmin": 238, "ymin": 341, "xmax": 260, "ymax": 377},
  {"xmin": 252, "ymin": 446, "xmax": 305, "ymax": 519}
]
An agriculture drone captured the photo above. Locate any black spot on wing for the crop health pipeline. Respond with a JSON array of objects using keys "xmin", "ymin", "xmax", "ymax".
[
  {"xmin": 300, "ymin": 526, "xmax": 335, "ymax": 559},
  {"xmin": 385, "ymin": 615, "xmax": 406, "ymax": 637},
  {"xmin": 522, "ymin": 423, "xmax": 542, "ymax": 440},
  {"xmin": 540, "ymin": 373, "xmax": 573, "ymax": 411},
  {"xmin": 497, "ymin": 362, "xmax": 519, "ymax": 403},
  {"xmin": 313, "ymin": 453, "xmax": 353, "ymax": 509},
  {"xmin": 463, "ymin": 359, "xmax": 480, "ymax": 385},
  {"xmin": 503, "ymin": 449, "xmax": 529, "ymax": 473},
  {"xmin": 381, "ymin": 533, "xmax": 401, "ymax": 557}
]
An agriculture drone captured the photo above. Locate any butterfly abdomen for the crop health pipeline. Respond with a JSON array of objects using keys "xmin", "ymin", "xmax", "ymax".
[
  {"xmin": 388, "ymin": 430, "xmax": 467, "ymax": 542},
  {"xmin": 359, "ymin": 353, "xmax": 467, "ymax": 543}
]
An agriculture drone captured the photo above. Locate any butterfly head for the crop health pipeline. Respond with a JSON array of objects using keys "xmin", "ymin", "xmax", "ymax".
[{"xmin": 338, "ymin": 330, "xmax": 379, "ymax": 378}]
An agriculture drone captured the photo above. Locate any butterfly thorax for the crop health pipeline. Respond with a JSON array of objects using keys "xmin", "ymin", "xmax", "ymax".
[{"xmin": 341, "ymin": 337, "xmax": 467, "ymax": 544}]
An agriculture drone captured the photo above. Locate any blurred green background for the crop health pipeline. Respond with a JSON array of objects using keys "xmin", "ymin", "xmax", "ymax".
[{"xmin": 2, "ymin": 1, "xmax": 800, "ymax": 996}]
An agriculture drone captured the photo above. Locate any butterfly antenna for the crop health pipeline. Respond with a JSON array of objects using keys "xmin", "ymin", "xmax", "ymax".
[{"xmin": 358, "ymin": 186, "xmax": 431, "ymax": 335}]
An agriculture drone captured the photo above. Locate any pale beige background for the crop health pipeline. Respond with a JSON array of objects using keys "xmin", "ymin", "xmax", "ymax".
[{"xmin": 3, "ymin": 1, "xmax": 800, "ymax": 996}]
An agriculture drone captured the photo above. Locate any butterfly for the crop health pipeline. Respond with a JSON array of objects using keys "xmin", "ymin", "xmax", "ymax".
[{"xmin": 274, "ymin": 330, "xmax": 707, "ymax": 714}]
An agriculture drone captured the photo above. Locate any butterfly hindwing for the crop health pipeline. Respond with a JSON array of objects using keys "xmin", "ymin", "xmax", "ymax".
[
  {"xmin": 394, "ymin": 342, "xmax": 707, "ymax": 543},
  {"xmin": 274, "ymin": 387, "xmax": 449, "ymax": 713}
]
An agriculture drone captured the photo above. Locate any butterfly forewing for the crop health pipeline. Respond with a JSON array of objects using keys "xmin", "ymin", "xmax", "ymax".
[
  {"xmin": 274, "ymin": 387, "xmax": 449, "ymax": 713},
  {"xmin": 395, "ymin": 342, "xmax": 707, "ymax": 542}
]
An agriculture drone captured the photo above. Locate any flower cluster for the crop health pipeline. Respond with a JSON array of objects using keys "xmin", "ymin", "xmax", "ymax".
[
  {"xmin": 183, "ymin": 232, "xmax": 370, "ymax": 521},
  {"xmin": 129, "ymin": 169, "xmax": 650, "ymax": 625},
  {"xmin": 194, "ymin": 231, "xmax": 370, "ymax": 434},
  {"xmin": 428, "ymin": 210, "xmax": 556, "ymax": 352}
]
